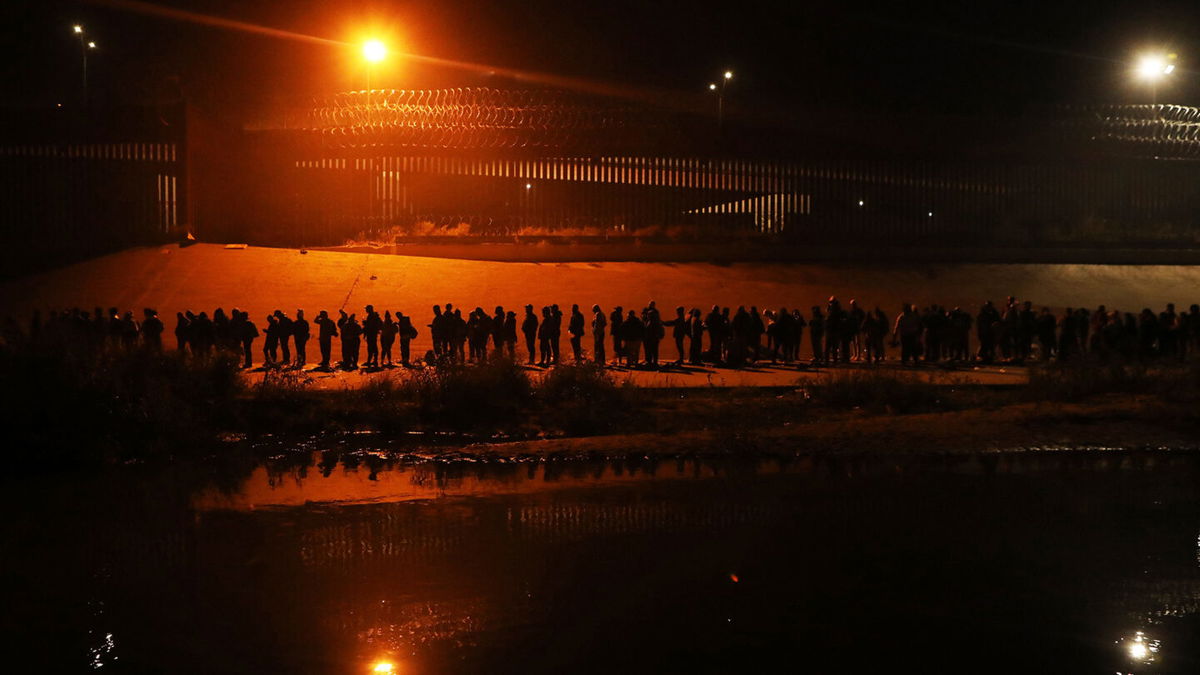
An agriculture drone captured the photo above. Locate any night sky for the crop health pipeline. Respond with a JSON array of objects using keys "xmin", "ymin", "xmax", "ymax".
[{"xmin": 4, "ymin": 0, "xmax": 1200, "ymax": 119}]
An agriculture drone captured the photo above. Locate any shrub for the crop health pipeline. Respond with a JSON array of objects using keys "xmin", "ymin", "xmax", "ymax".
[
  {"xmin": 803, "ymin": 370, "xmax": 947, "ymax": 414},
  {"xmin": 536, "ymin": 363, "xmax": 636, "ymax": 434},
  {"xmin": 1025, "ymin": 361, "xmax": 1200, "ymax": 402},
  {"xmin": 398, "ymin": 358, "xmax": 533, "ymax": 429}
]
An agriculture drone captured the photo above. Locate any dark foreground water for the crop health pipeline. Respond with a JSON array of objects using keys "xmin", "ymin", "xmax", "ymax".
[{"xmin": 2, "ymin": 448, "xmax": 1199, "ymax": 674}]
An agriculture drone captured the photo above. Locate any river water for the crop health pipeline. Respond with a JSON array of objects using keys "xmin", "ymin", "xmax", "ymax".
[{"xmin": 2, "ymin": 448, "xmax": 1198, "ymax": 673}]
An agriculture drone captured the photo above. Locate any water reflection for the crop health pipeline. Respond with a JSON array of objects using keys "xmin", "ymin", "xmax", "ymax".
[
  {"xmin": 3, "ymin": 449, "xmax": 1200, "ymax": 673},
  {"xmin": 1122, "ymin": 630, "xmax": 1161, "ymax": 664}
]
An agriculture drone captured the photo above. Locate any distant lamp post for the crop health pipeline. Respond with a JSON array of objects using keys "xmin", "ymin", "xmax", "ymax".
[
  {"xmin": 1135, "ymin": 52, "xmax": 1176, "ymax": 104},
  {"xmin": 72, "ymin": 24, "xmax": 96, "ymax": 105},
  {"xmin": 362, "ymin": 40, "xmax": 387, "ymax": 126},
  {"xmin": 709, "ymin": 69, "xmax": 733, "ymax": 131}
]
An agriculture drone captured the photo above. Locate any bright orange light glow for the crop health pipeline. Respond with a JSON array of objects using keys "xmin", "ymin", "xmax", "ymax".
[
  {"xmin": 708, "ymin": 83, "xmax": 717, "ymax": 91},
  {"xmin": 371, "ymin": 662, "xmax": 396, "ymax": 674},
  {"xmin": 724, "ymin": 70, "xmax": 733, "ymax": 80},
  {"xmin": 73, "ymin": 25, "xmax": 83, "ymax": 34},
  {"xmin": 363, "ymin": 39, "xmax": 387, "ymax": 63},
  {"xmin": 729, "ymin": 573, "xmax": 739, "ymax": 583}
]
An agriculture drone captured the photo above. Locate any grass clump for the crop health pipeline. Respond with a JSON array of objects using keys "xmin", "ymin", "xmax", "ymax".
[
  {"xmin": 399, "ymin": 358, "xmax": 533, "ymax": 430},
  {"xmin": 804, "ymin": 370, "xmax": 947, "ymax": 414},
  {"xmin": 1025, "ymin": 361, "xmax": 1200, "ymax": 402},
  {"xmin": 537, "ymin": 363, "xmax": 637, "ymax": 435}
]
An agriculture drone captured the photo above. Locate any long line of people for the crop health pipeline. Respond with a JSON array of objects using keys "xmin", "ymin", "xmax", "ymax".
[{"xmin": 7, "ymin": 297, "xmax": 1200, "ymax": 370}]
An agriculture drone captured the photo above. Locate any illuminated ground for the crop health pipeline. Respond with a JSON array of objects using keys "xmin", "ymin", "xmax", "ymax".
[{"xmin": 4, "ymin": 243, "xmax": 1199, "ymax": 386}]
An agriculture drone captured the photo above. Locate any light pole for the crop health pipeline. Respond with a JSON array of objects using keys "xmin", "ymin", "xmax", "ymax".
[
  {"xmin": 362, "ymin": 40, "xmax": 387, "ymax": 126},
  {"xmin": 1135, "ymin": 52, "xmax": 1176, "ymax": 105},
  {"xmin": 708, "ymin": 70, "xmax": 733, "ymax": 131},
  {"xmin": 72, "ymin": 25, "xmax": 97, "ymax": 105}
]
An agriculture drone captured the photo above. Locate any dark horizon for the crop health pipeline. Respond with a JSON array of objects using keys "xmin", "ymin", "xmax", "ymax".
[{"xmin": 5, "ymin": 0, "xmax": 1200, "ymax": 120}]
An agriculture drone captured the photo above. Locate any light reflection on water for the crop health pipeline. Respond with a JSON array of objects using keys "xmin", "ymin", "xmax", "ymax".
[{"xmin": 2, "ymin": 449, "xmax": 1200, "ymax": 673}]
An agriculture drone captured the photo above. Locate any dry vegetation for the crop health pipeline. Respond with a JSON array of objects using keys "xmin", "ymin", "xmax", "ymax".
[{"xmin": 4, "ymin": 340, "xmax": 1200, "ymax": 468}]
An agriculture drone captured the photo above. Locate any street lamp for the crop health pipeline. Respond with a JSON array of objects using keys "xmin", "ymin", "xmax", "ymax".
[
  {"xmin": 72, "ymin": 24, "xmax": 97, "ymax": 105},
  {"xmin": 362, "ymin": 40, "xmax": 387, "ymax": 126},
  {"xmin": 709, "ymin": 69, "xmax": 733, "ymax": 131},
  {"xmin": 363, "ymin": 39, "xmax": 387, "ymax": 63},
  {"xmin": 1134, "ymin": 52, "xmax": 1176, "ymax": 104}
]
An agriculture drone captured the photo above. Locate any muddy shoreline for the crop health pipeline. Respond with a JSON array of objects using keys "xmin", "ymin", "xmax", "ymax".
[{"xmin": 237, "ymin": 394, "xmax": 1200, "ymax": 463}]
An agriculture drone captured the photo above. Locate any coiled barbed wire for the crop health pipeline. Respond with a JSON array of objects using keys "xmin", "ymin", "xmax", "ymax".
[
  {"xmin": 1051, "ymin": 104, "xmax": 1200, "ymax": 158},
  {"xmin": 264, "ymin": 87, "xmax": 676, "ymax": 151}
]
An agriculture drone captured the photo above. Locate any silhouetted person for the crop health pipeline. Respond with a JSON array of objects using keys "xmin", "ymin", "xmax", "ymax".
[
  {"xmin": 622, "ymin": 309, "xmax": 643, "ymax": 366},
  {"xmin": 293, "ymin": 309, "xmax": 310, "ymax": 367},
  {"xmin": 846, "ymin": 300, "xmax": 866, "ymax": 361},
  {"xmin": 1159, "ymin": 303, "xmax": 1179, "ymax": 359},
  {"xmin": 451, "ymin": 308, "xmax": 467, "ymax": 362},
  {"xmin": 239, "ymin": 311, "xmax": 259, "ymax": 369},
  {"xmin": 337, "ymin": 310, "xmax": 350, "ymax": 366},
  {"xmin": 537, "ymin": 306, "xmax": 552, "ymax": 366},
  {"xmin": 141, "ymin": 308, "xmax": 163, "ymax": 351},
  {"xmin": 362, "ymin": 305, "xmax": 382, "ymax": 368},
  {"xmin": 1012, "ymin": 300, "xmax": 1034, "ymax": 362},
  {"xmin": 665, "ymin": 306, "xmax": 687, "ymax": 364},
  {"xmin": 1060, "ymin": 307, "xmax": 1079, "ymax": 361},
  {"xmin": 893, "ymin": 303, "xmax": 922, "ymax": 365},
  {"xmin": 643, "ymin": 301, "xmax": 663, "ymax": 366},
  {"xmin": 492, "ymin": 306, "xmax": 506, "ymax": 358},
  {"xmin": 806, "ymin": 306, "xmax": 825, "ymax": 362},
  {"xmin": 397, "ymin": 311, "xmax": 416, "ymax": 365},
  {"xmin": 729, "ymin": 306, "xmax": 750, "ymax": 368},
  {"xmin": 274, "ymin": 311, "xmax": 292, "ymax": 365},
  {"xmin": 315, "ymin": 310, "xmax": 337, "ymax": 369},
  {"xmin": 342, "ymin": 313, "xmax": 362, "ymax": 369},
  {"xmin": 548, "ymin": 304, "xmax": 563, "ymax": 365},
  {"xmin": 1186, "ymin": 304, "xmax": 1200, "ymax": 359},
  {"xmin": 522, "ymin": 305, "xmax": 539, "ymax": 364},
  {"xmin": 922, "ymin": 305, "xmax": 944, "ymax": 363},
  {"xmin": 748, "ymin": 306, "xmax": 765, "ymax": 363},
  {"xmin": 380, "ymin": 311, "xmax": 397, "ymax": 366},
  {"xmin": 591, "ymin": 304, "xmax": 607, "ymax": 365},
  {"xmin": 610, "ymin": 306, "xmax": 625, "ymax": 364},
  {"xmin": 687, "ymin": 308, "xmax": 705, "ymax": 365},
  {"xmin": 264, "ymin": 314, "xmax": 280, "ymax": 366},
  {"xmin": 213, "ymin": 308, "xmax": 230, "ymax": 349},
  {"xmin": 174, "ymin": 312, "xmax": 190, "ymax": 353},
  {"xmin": 193, "ymin": 312, "xmax": 215, "ymax": 356},
  {"xmin": 429, "ymin": 305, "xmax": 445, "ymax": 357},
  {"xmin": 503, "ymin": 310, "xmax": 517, "ymax": 358},
  {"xmin": 864, "ymin": 307, "xmax": 887, "ymax": 363},
  {"xmin": 468, "ymin": 307, "xmax": 490, "ymax": 363},
  {"xmin": 826, "ymin": 297, "xmax": 848, "ymax": 363},
  {"xmin": 568, "ymin": 304, "xmax": 585, "ymax": 362},
  {"xmin": 704, "ymin": 305, "xmax": 724, "ymax": 363},
  {"xmin": 119, "ymin": 311, "xmax": 139, "ymax": 349},
  {"xmin": 976, "ymin": 300, "xmax": 1000, "ymax": 364},
  {"xmin": 1036, "ymin": 308, "xmax": 1057, "ymax": 361},
  {"xmin": 949, "ymin": 306, "xmax": 972, "ymax": 362}
]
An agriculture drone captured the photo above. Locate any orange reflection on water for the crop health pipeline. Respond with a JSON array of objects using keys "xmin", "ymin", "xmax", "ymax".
[{"xmin": 192, "ymin": 455, "xmax": 791, "ymax": 512}]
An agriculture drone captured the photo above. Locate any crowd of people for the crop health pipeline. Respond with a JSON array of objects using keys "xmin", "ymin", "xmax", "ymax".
[{"xmin": 5, "ymin": 297, "xmax": 1200, "ymax": 371}]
